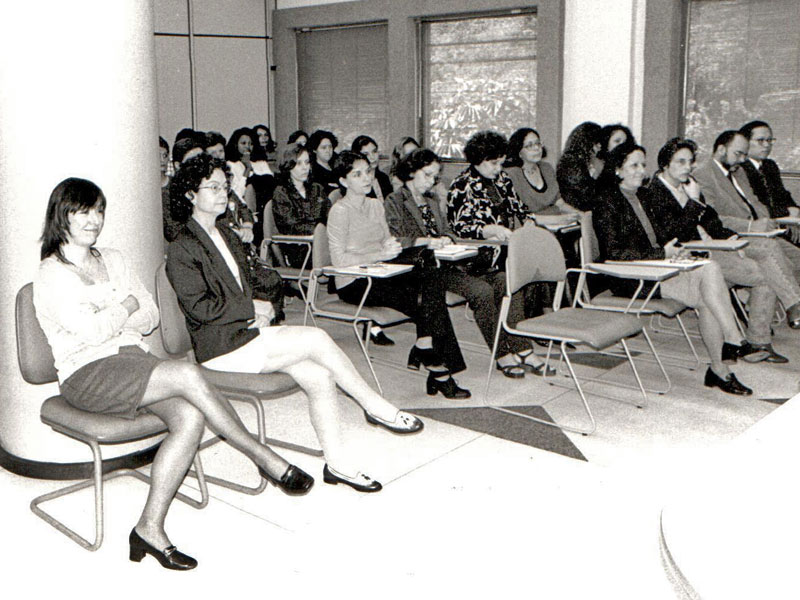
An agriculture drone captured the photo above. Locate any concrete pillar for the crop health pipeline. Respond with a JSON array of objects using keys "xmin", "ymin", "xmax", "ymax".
[{"xmin": 0, "ymin": 1, "xmax": 164, "ymax": 468}]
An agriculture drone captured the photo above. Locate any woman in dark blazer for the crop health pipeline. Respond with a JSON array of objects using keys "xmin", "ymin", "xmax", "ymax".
[
  {"xmin": 592, "ymin": 143, "xmax": 756, "ymax": 395},
  {"xmin": 387, "ymin": 148, "xmax": 550, "ymax": 377},
  {"xmin": 167, "ymin": 154, "xmax": 423, "ymax": 493}
]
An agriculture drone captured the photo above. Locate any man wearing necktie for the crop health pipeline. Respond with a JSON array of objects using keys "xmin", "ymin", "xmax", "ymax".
[
  {"xmin": 694, "ymin": 130, "xmax": 800, "ymax": 329},
  {"xmin": 739, "ymin": 120, "xmax": 800, "ymax": 246}
]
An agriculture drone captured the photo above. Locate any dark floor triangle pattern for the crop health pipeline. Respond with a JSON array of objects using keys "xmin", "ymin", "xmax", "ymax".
[{"xmin": 413, "ymin": 405, "xmax": 587, "ymax": 461}]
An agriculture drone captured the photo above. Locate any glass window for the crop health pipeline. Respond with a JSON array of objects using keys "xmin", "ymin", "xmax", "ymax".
[
  {"xmin": 684, "ymin": 0, "xmax": 800, "ymax": 171},
  {"xmin": 296, "ymin": 23, "xmax": 389, "ymax": 154},
  {"xmin": 421, "ymin": 11, "xmax": 537, "ymax": 160}
]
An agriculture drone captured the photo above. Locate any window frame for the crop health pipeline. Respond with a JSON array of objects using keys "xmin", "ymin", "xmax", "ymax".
[{"xmin": 417, "ymin": 8, "xmax": 539, "ymax": 163}]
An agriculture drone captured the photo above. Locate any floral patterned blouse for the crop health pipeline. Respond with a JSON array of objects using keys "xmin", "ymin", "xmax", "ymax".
[{"xmin": 446, "ymin": 165, "xmax": 528, "ymax": 239}]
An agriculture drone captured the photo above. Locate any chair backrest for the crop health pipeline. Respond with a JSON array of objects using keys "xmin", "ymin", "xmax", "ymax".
[
  {"xmin": 506, "ymin": 222, "xmax": 566, "ymax": 295},
  {"xmin": 261, "ymin": 200, "xmax": 287, "ymax": 267},
  {"xmin": 15, "ymin": 283, "xmax": 58, "ymax": 384},
  {"xmin": 154, "ymin": 262, "xmax": 193, "ymax": 356},
  {"xmin": 311, "ymin": 222, "xmax": 331, "ymax": 269}
]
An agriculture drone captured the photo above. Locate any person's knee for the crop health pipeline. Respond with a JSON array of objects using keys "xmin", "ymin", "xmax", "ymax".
[{"xmin": 174, "ymin": 401, "xmax": 206, "ymax": 439}]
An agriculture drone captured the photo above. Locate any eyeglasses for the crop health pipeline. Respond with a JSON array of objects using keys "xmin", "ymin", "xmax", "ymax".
[
  {"xmin": 753, "ymin": 137, "xmax": 776, "ymax": 146},
  {"xmin": 198, "ymin": 182, "xmax": 229, "ymax": 194}
]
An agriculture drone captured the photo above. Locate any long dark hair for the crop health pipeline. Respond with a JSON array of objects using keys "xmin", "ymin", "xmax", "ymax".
[{"xmin": 41, "ymin": 178, "xmax": 107, "ymax": 262}]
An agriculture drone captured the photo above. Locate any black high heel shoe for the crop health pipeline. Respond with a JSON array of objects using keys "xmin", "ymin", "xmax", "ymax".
[
  {"xmin": 426, "ymin": 372, "xmax": 471, "ymax": 399},
  {"xmin": 129, "ymin": 528, "xmax": 197, "ymax": 570},
  {"xmin": 259, "ymin": 464, "xmax": 314, "ymax": 495},
  {"xmin": 407, "ymin": 345, "xmax": 441, "ymax": 370}
]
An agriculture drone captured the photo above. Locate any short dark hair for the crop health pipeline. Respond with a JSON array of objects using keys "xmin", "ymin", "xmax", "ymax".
[
  {"xmin": 169, "ymin": 154, "xmax": 230, "ymax": 224},
  {"xmin": 505, "ymin": 127, "xmax": 546, "ymax": 167},
  {"xmin": 713, "ymin": 130, "xmax": 742, "ymax": 153},
  {"xmin": 203, "ymin": 131, "xmax": 226, "ymax": 150},
  {"xmin": 253, "ymin": 124, "xmax": 276, "ymax": 152},
  {"xmin": 396, "ymin": 148, "xmax": 440, "ymax": 182},
  {"xmin": 225, "ymin": 127, "xmax": 255, "ymax": 162},
  {"xmin": 597, "ymin": 124, "xmax": 634, "ymax": 159},
  {"xmin": 40, "ymin": 178, "xmax": 107, "ymax": 262},
  {"xmin": 173, "ymin": 135, "xmax": 204, "ymax": 163},
  {"xmin": 351, "ymin": 135, "xmax": 378, "ymax": 154},
  {"xmin": 279, "ymin": 145, "xmax": 310, "ymax": 179},
  {"xmin": 739, "ymin": 120, "xmax": 771, "ymax": 140},
  {"xmin": 332, "ymin": 150, "xmax": 368, "ymax": 192},
  {"xmin": 159, "ymin": 136, "xmax": 169, "ymax": 151},
  {"xmin": 308, "ymin": 129, "xmax": 338, "ymax": 152},
  {"xmin": 174, "ymin": 128, "xmax": 196, "ymax": 144},
  {"xmin": 287, "ymin": 129, "xmax": 308, "ymax": 146},
  {"xmin": 463, "ymin": 130, "xmax": 508, "ymax": 166},
  {"xmin": 657, "ymin": 137, "xmax": 697, "ymax": 171},
  {"xmin": 390, "ymin": 136, "xmax": 420, "ymax": 177}
]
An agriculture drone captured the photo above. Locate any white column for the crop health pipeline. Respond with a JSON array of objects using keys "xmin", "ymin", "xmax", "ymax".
[{"xmin": 0, "ymin": 1, "xmax": 164, "ymax": 464}]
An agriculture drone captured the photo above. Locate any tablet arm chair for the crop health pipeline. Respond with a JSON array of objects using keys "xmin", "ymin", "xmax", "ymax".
[
  {"xmin": 15, "ymin": 283, "xmax": 208, "ymax": 551},
  {"xmin": 484, "ymin": 224, "xmax": 648, "ymax": 436},
  {"xmin": 155, "ymin": 263, "xmax": 323, "ymax": 495}
]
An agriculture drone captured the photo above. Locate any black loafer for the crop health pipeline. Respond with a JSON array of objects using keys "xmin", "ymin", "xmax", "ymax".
[
  {"xmin": 364, "ymin": 410, "xmax": 424, "ymax": 434},
  {"xmin": 370, "ymin": 331, "xmax": 395, "ymax": 346},
  {"xmin": 259, "ymin": 464, "xmax": 314, "ymax": 495},
  {"xmin": 129, "ymin": 528, "xmax": 197, "ymax": 571},
  {"xmin": 737, "ymin": 341, "xmax": 770, "ymax": 363},
  {"xmin": 703, "ymin": 368, "xmax": 753, "ymax": 396},
  {"xmin": 322, "ymin": 464, "xmax": 382, "ymax": 493}
]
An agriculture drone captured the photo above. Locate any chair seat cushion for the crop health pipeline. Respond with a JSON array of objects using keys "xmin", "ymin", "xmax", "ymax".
[
  {"xmin": 200, "ymin": 369, "xmax": 300, "ymax": 398},
  {"xmin": 446, "ymin": 291, "xmax": 467, "ymax": 307},
  {"xmin": 40, "ymin": 396, "xmax": 167, "ymax": 444},
  {"xmin": 515, "ymin": 307, "xmax": 643, "ymax": 349},
  {"xmin": 590, "ymin": 291, "xmax": 686, "ymax": 316},
  {"xmin": 314, "ymin": 298, "xmax": 408, "ymax": 326}
]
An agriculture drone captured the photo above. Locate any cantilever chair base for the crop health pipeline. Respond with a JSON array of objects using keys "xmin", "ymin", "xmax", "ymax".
[{"xmin": 31, "ymin": 396, "xmax": 209, "ymax": 551}]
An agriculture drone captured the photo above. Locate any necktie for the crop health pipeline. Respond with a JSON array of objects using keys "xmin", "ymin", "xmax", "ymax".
[{"xmin": 727, "ymin": 170, "xmax": 758, "ymax": 219}]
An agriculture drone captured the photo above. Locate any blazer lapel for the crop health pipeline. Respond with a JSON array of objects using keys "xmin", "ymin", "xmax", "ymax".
[
  {"xmin": 186, "ymin": 219, "xmax": 246, "ymax": 295},
  {"xmin": 402, "ymin": 191, "xmax": 429, "ymax": 236}
]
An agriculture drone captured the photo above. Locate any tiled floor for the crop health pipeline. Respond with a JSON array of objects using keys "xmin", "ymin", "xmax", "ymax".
[{"xmin": 2, "ymin": 298, "xmax": 797, "ymax": 598}]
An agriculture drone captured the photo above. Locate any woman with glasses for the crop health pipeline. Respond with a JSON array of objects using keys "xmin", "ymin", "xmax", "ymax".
[{"xmin": 167, "ymin": 153, "xmax": 423, "ymax": 496}]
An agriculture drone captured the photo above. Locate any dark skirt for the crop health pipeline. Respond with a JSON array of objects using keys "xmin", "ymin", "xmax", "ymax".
[{"xmin": 59, "ymin": 346, "xmax": 163, "ymax": 420}]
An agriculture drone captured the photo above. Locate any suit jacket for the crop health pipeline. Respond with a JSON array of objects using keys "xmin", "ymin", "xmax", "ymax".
[
  {"xmin": 693, "ymin": 160, "xmax": 770, "ymax": 232},
  {"xmin": 740, "ymin": 158, "xmax": 797, "ymax": 218},
  {"xmin": 166, "ymin": 219, "xmax": 258, "ymax": 363},
  {"xmin": 642, "ymin": 176, "xmax": 736, "ymax": 245},
  {"xmin": 385, "ymin": 186, "xmax": 454, "ymax": 248}
]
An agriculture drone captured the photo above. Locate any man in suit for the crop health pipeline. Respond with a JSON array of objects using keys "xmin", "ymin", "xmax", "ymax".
[
  {"xmin": 738, "ymin": 120, "xmax": 800, "ymax": 245},
  {"xmin": 694, "ymin": 130, "xmax": 800, "ymax": 328}
]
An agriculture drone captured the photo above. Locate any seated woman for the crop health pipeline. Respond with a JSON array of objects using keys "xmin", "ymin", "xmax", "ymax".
[
  {"xmin": 327, "ymin": 150, "xmax": 470, "ymax": 399},
  {"xmin": 308, "ymin": 129, "xmax": 340, "ymax": 194},
  {"xmin": 386, "ymin": 148, "xmax": 549, "ymax": 378},
  {"xmin": 287, "ymin": 129, "xmax": 309, "ymax": 148},
  {"xmin": 505, "ymin": 127, "xmax": 575, "ymax": 217},
  {"xmin": 389, "ymin": 136, "xmax": 421, "ymax": 192},
  {"xmin": 225, "ymin": 127, "xmax": 267, "ymax": 211},
  {"xmin": 253, "ymin": 123, "xmax": 277, "ymax": 162},
  {"xmin": 644, "ymin": 137, "xmax": 785, "ymax": 363},
  {"xmin": 167, "ymin": 154, "xmax": 422, "ymax": 495},
  {"xmin": 556, "ymin": 121, "xmax": 603, "ymax": 212},
  {"xmin": 592, "ymin": 143, "xmax": 758, "ymax": 395},
  {"xmin": 34, "ymin": 177, "xmax": 317, "ymax": 571},
  {"xmin": 351, "ymin": 135, "xmax": 392, "ymax": 200},
  {"xmin": 271, "ymin": 144, "xmax": 330, "ymax": 267}
]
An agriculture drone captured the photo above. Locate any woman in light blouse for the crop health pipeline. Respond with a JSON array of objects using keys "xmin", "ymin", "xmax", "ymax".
[{"xmin": 327, "ymin": 150, "xmax": 470, "ymax": 398}]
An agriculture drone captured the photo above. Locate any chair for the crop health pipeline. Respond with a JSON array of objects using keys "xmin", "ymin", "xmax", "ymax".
[
  {"xmin": 484, "ymin": 223, "xmax": 650, "ymax": 435},
  {"xmin": 575, "ymin": 217, "xmax": 702, "ymax": 375},
  {"xmin": 306, "ymin": 223, "xmax": 410, "ymax": 395},
  {"xmin": 155, "ymin": 263, "xmax": 323, "ymax": 494},
  {"xmin": 15, "ymin": 283, "xmax": 209, "ymax": 551},
  {"xmin": 260, "ymin": 199, "xmax": 312, "ymax": 313}
]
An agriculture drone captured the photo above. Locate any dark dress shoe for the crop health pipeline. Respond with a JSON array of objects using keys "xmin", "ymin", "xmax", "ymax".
[
  {"xmin": 364, "ymin": 410, "xmax": 424, "ymax": 434},
  {"xmin": 407, "ymin": 345, "xmax": 441, "ymax": 370},
  {"xmin": 749, "ymin": 343, "xmax": 789, "ymax": 364},
  {"xmin": 426, "ymin": 373, "xmax": 471, "ymax": 399},
  {"xmin": 370, "ymin": 331, "xmax": 395, "ymax": 346},
  {"xmin": 129, "ymin": 528, "xmax": 197, "ymax": 570},
  {"xmin": 737, "ymin": 341, "xmax": 770, "ymax": 363},
  {"xmin": 787, "ymin": 302, "xmax": 800, "ymax": 329},
  {"xmin": 721, "ymin": 342, "xmax": 739, "ymax": 363},
  {"xmin": 703, "ymin": 368, "xmax": 753, "ymax": 396},
  {"xmin": 323, "ymin": 464, "xmax": 382, "ymax": 492},
  {"xmin": 259, "ymin": 464, "xmax": 314, "ymax": 495}
]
